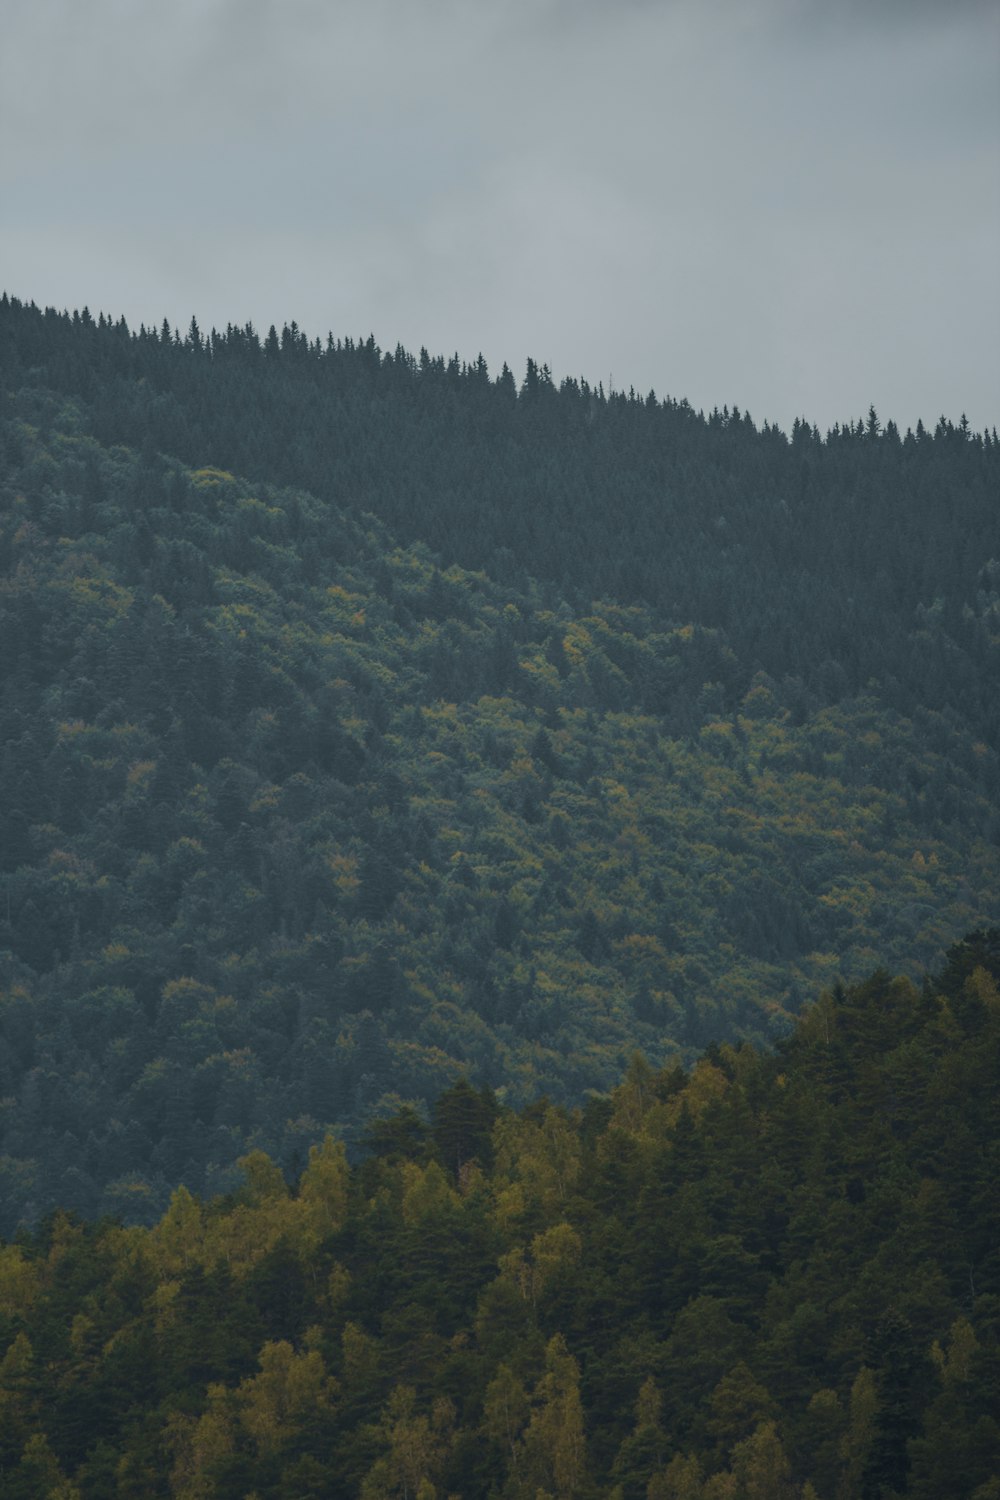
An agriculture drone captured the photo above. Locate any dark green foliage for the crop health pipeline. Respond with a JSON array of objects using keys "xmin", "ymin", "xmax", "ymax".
[
  {"xmin": 0, "ymin": 942, "xmax": 996, "ymax": 1496},
  {"xmin": 1, "ymin": 294, "xmax": 998, "ymax": 745},
  {"xmin": 433, "ymin": 1079, "xmax": 498, "ymax": 1178}
]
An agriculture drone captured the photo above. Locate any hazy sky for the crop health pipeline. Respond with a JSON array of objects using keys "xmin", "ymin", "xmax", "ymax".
[{"xmin": 2, "ymin": 0, "xmax": 998, "ymax": 434}]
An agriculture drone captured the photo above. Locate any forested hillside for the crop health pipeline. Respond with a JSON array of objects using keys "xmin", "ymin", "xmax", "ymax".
[
  {"xmin": 0, "ymin": 296, "xmax": 999, "ymax": 1230},
  {"xmin": 1, "ymin": 935, "xmax": 997, "ymax": 1498},
  {"xmin": 2, "ymin": 296, "xmax": 998, "ymax": 750}
]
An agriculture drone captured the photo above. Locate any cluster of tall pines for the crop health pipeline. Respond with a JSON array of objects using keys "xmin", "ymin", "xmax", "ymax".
[{"xmin": 1, "ymin": 934, "xmax": 997, "ymax": 1497}]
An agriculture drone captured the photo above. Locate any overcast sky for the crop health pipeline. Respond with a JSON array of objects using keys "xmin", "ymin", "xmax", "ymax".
[{"xmin": 2, "ymin": 0, "xmax": 998, "ymax": 434}]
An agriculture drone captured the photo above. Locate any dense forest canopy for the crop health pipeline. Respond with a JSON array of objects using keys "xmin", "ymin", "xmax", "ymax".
[
  {"xmin": 0, "ymin": 936, "xmax": 997, "ymax": 1497},
  {"xmin": 0, "ymin": 293, "xmax": 998, "ymax": 1231},
  {"xmin": 2, "ymin": 293, "xmax": 998, "ymax": 743}
]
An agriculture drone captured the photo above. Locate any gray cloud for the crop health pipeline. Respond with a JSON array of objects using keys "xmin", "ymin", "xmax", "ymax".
[{"xmin": 2, "ymin": 0, "xmax": 997, "ymax": 432}]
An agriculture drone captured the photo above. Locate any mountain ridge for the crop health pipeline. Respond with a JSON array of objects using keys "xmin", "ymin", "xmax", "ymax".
[{"xmin": 0, "ymin": 294, "xmax": 998, "ymax": 1231}]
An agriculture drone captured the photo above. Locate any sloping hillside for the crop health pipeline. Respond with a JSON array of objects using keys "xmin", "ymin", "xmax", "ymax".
[
  {"xmin": 2, "ymin": 295, "xmax": 998, "ymax": 746},
  {"xmin": 0, "ymin": 366, "xmax": 997, "ymax": 1230}
]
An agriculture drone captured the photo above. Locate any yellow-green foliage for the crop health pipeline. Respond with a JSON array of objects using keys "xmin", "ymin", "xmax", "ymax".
[{"xmin": 0, "ymin": 947, "xmax": 997, "ymax": 1496}]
